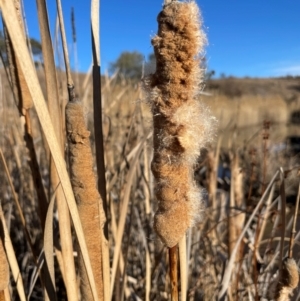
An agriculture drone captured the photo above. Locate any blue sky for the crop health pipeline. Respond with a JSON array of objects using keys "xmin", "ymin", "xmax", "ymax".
[{"xmin": 22, "ymin": 0, "xmax": 300, "ymax": 78}]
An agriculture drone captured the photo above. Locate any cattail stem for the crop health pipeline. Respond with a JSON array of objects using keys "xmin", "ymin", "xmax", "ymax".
[{"xmin": 169, "ymin": 245, "xmax": 179, "ymax": 301}]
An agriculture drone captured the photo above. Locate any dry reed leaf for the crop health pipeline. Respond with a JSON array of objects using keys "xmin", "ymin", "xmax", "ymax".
[
  {"xmin": 109, "ymin": 200, "xmax": 131, "ymax": 299},
  {"xmin": 0, "ymin": 1, "xmax": 98, "ymax": 299},
  {"xmin": 133, "ymin": 207, "xmax": 151, "ymax": 301},
  {"xmin": 27, "ymin": 250, "xmax": 45, "ymax": 299},
  {"xmin": 36, "ymin": 1, "xmax": 78, "ymax": 299},
  {"xmin": 7, "ymin": 0, "xmax": 33, "ymax": 112},
  {"xmin": 0, "ymin": 206, "xmax": 26, "ymax": 301},
  {"xmin": 56, "ymin": 0, "xmax": 73, "ymax": 86},
  {"xmin": 43, "ymin": 188, "xmax": 59, "ymax": 301},
  {"xmin": 110, "ymin": 140, "xmax": 145, "ymax": 296},
  {"xmin": 256, "ymin": 183, "xmax": 274, "ymax": 250},
  {"xmin": 179, "ymin": 234, "xmax": 187, "ymax": 301},
  {"xmin": 91, "ymin": 0, "xmax": 100, "ymax": 65},
  {"xmin": 90, "ymin": 1, "xmax": 110, "ymax": 299},
  {"xmin": 4, "ymin": 17, "xmax": 49, "ymax": 229},
  {"xmin": 278, "ymin": 171, "xmax": 287, "ymax": 272},
  {"xmin": 228, "ymin": 153, "xmax": 245, "ymax": 258}
]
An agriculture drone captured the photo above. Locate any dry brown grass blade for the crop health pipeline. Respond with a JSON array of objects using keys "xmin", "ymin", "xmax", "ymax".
[
  {"xmin": 278, "ymin": 169, "xmax": 287, "ymax": 275},
  {"xmin": 110, "ymin": 200, "xmax": 130, "ymax": 299},
  {"xmin": 133, "ymin": 207, "xmax": 151, "ymax": 301},
  {"xmin": 36, "ymin": 0, "xmax": 62, "ymax": 143},
  {"xmin": 43, "ymin": 187, "xmax": 59, "ymax": 301},
  {"xmin": 266, "ymin": 194, "xmax": 284, "ymax": 259},
  {"xmin": 23, "ymin": 112, "xmax": 49, "ymax": 228},
  {"xmin": 256, "ymin": 183, "xmax": 274, "ymax": 249},
  {"xmin": 4, "ymin": 16, "xmax": 48, "ymax": 230},
  {"xmin": 0, "ymin": 1, "xmax": 98, "ymax": 300},
  {"xmin": 28, "ymin": 250, "xmax": 46, "ymax": 299},
  {"xmin": 91, "ymin": 0, "xmax": 107, "ymax": 206},
  {"xmin": 36, "ymin": 1, "xmax": 78, "ymax": 299},
  {"xmin": 288, "ymin": 180, "xmax": 300, "ymax": 258},
  {"xmin": 3, "ymin": 0, "xmax": 32, "ymax": 112},
  {"xmin": 0, "ymin": 205, "xmax": 26, "ymax": 301},
  {"xmin": 139, "ymin": 103, "xmax": 151, "ymax": 215},
  {"xmin": 208, "ymin": 136, "xmax": 222, "ymax": 212},
  {"xmin": 218, "ymin": 170, "xmax": 280, "ymax": 300},
  {"xmin": 110, "ymin": 142, "xmax": 144, "ymax": 297}
]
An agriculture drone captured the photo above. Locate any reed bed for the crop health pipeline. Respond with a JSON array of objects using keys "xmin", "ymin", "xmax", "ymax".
[{"xmin": 0, "ymin": 0, "xmax": 300, "ymax": 300}]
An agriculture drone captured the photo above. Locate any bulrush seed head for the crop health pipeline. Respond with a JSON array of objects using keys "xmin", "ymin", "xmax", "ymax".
[{"xmin": 147, "ymin": 1, "xmax": 216, "ymax": 247}]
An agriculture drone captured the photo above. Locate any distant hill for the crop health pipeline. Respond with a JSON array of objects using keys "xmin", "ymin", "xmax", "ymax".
[{"xmin": 206, "ymin": 76, "xmax": 300, "ymax": 105}]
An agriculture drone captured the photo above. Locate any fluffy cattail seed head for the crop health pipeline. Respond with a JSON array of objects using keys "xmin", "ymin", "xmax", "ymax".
[
  {"xmin": 274, "ymin": 257, "xmax": 299, "ymax": 301},
  {"xmin": 147, "ymin": 1, "xmax": 216, "ymax": 247}
]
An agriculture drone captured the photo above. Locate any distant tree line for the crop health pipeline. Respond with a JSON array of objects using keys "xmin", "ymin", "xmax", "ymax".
[
  {"xmin": 110, "ymin": 51, "xmax": 216, "ymax": 82},
  {"xmin": 0, "ymin": 30, "xmax": 42, "ymax": 67},
  {"xmin": 109, "ymin": 51, "xmax": 156, "ymax": 80}
]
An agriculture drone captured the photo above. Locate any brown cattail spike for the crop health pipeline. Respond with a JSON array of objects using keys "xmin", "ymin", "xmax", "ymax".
[
  {"xmin": 147, "ymin": 1, "xmax": 216, "ymax": 247},
  {"xmin": 66, "ymin": 101, "xmax": 105, "ymax": 300},
  {"xmin": 0, "ymin": 226, "xmax": 9, "ymax": 291}
]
